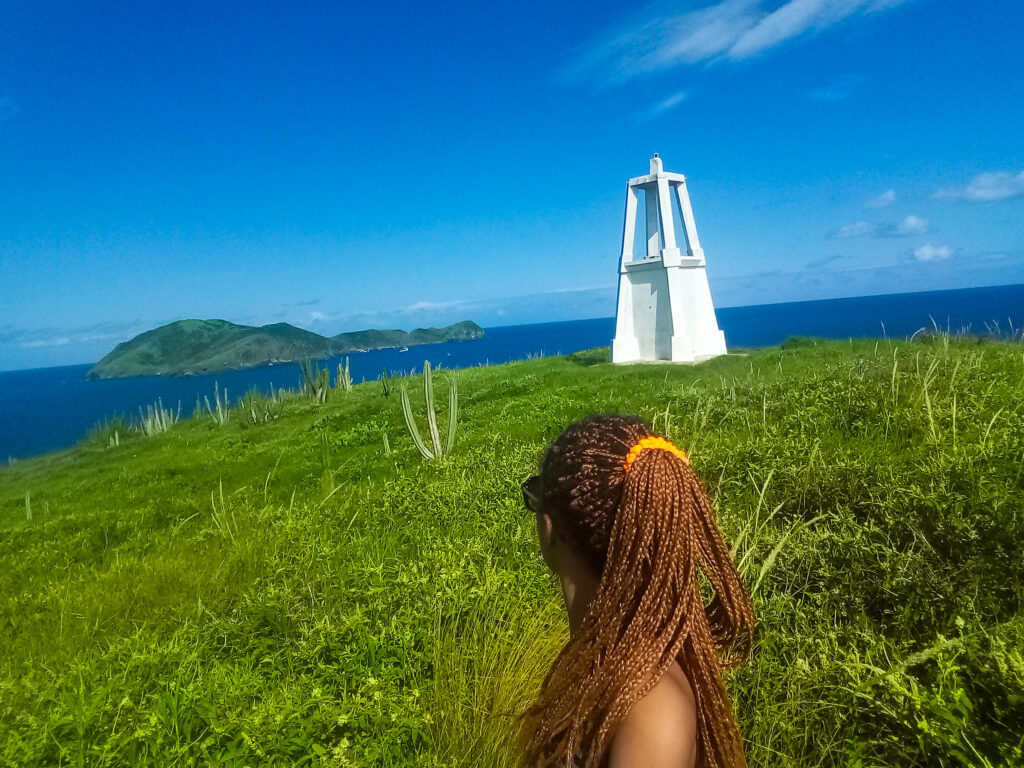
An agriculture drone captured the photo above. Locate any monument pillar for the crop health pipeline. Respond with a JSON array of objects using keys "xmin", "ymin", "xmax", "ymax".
[{"xmin": 611, "ymin": 154, "xmax": 727, "ymax": 364}]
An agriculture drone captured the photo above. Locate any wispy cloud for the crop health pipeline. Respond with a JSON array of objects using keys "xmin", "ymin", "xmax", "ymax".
[
  {"xmin": 404, "ymin": 299, "xmax": 463, "ymax": 312},
  {"xmin": 715, "ymin": 247, "xmax": 1024, "ymax": 307},
  {"xmin": 636, "ymin": 90, "xmax": 690, "ymax": 122},
  {"xmin": 565, "ymin": 0, "xmax": 914, "ymax": 85},
  {"xmin": 829, "ymin": 220, "xmax": 877, "ymax": 238},
  {"xmin": 911, "ymin": 243, "xmax": 952, "ymax": 262},
  {"xmin": 76, "ymin": 331, "xmax": 133, "ymax": 343},
  {"xmin": 934, "ymin": 171, "xmax": 1024, "ymax": 202},
  {"xmin": 20, "ymin": 337, "xmax": 70, "ymax": 349},
  {"xmin": 806, "ymin": 253, "xmax": 855, "ymax": 269},
  {"xmin": 2, "ymin": 318, "xmax": 154, "ymax": 355},
  {"xmin": 321, "ymin": 287, "xmax": 618, "ymax": 335},
  {"xmin": 865, "ymin": 189, "xmax": 896, "ymax": 208},
  {"xmin": 828, "ymin": 214, "xmax": 928, "ymax": 239},
  {"xmin": 893, "ymin": 214, "xmax": 928, "ymax": 236}
]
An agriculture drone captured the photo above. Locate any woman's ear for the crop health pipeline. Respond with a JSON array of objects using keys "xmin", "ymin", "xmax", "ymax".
[{"xmin": 536, "ymin": 511, "xmax": 560, "ymax": 572}]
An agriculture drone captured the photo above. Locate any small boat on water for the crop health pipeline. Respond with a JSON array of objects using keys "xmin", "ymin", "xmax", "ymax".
[{"xmin": 399, "ymin": 346, "xmax": 409, "ymax": 352}]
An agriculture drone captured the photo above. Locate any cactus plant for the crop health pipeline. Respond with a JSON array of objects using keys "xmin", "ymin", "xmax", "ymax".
[
  {"xmin": 399, "ymin": 361, "xmax": 458, "ymax": 460},
  {"xmin": 336, "ymin": 357, "xmax": 353, "ymax": 392},
  {"xmin": 300, "ymin": 360, "xmax": 331, "ymax": 404},
  {"xmin": 381, "ymin": 368, "xmax": 391, "ymax": 398},
  {"xmin": 204, "ymin": 382, "xmax": 230, "ymax": 426},
  {"xmin": 139, "ymin": 398, "xmax": 179, "ymax": 436},
  {"xmin": 240, "ymin": 387, "xmax": 279, "ymax": 424}
]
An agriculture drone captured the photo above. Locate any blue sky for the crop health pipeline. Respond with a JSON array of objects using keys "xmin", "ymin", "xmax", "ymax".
[{"xmin": 1, "ymin": 0, "xmax": 1023, "ymax": 370}]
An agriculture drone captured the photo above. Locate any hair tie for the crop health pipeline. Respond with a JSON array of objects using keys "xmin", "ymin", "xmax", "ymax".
[{"xmin": 624, "ymin": 435, "xmax": 689, "ymax": 472}]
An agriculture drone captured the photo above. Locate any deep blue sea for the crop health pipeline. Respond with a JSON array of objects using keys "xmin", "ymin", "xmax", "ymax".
[{"xmin": 3, "ymin": 283, "xmax": 1023, "ymax": 461}]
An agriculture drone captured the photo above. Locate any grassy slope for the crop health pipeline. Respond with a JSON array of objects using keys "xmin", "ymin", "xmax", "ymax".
[{"xmin": 2, "ymin": 337, "xmax": 1023, "ymax": 767}]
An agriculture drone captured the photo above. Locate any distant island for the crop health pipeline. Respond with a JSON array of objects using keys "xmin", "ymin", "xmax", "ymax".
[{"xmin": 88, "ymin": 319, "xmax": 485, "ymax": 378}]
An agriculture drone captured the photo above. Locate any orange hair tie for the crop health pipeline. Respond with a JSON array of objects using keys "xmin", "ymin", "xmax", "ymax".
[{"xmin": 624, "ymin": 436, "xmax": 689, "ymax": 472}]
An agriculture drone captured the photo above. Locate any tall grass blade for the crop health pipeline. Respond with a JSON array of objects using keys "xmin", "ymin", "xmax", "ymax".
[
  {"xmin": 424, "ymin": 361, "xmax": 443, "ymax": 456},
  {"xmin": 446, "ymin": 378, "xmax": 458, "ymax": 455},
  {"xmin": 400, "ymin": 385, "xmax": 435, "ymax": 460}
]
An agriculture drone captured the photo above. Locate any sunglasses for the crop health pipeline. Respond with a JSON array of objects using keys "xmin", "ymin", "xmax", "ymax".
[{"xmin": 521, "ymin": 475, "xmax": 542, "ymax": 514}]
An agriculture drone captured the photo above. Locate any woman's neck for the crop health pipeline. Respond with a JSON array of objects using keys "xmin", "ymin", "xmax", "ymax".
[{"xmin": 557, "ymin": 551, "xmax": 600, "ymax": 635}]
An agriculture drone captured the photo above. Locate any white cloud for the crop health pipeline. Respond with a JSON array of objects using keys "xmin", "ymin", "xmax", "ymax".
[
  {"xmin": 866, "ymin": 189, "xmax": 896, "ymax": 208},
  {"xmin": 829, "ymin": 214, "xmax": 928, "ymax": 239},
  {"xmin": 830, "ymin": 220, "xmax": 878, "ymax": 238},
  {"xmin": 913, "ymin": 243, "xmax": 952, "ymax": 262},
  {"xmin": 405, "ymin": 299, "xmax": 461, "ymax": 312},
  {"xmin": 75, "ymin": 331, "xmax": 132, "ymax": 343},
  {"xmin": 935, "ymin": 171, "xmax": 1024, "ymax": 202},
  {"xmin": 20, "ymin": 337, "xmax": 71, "ymax": 349},
  {"xmin": 566, "ymin": 0, "xmax": 914, "ymax": 84},
  {"xmin": 894, "ymin": 214, "xmax": 928, "ymax": 236},
  {"xmin": 636, "ymin": 90, "xmax": 689, "ymax": 122}
]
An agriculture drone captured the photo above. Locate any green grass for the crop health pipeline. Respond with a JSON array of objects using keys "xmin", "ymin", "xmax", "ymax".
[{"xmin": 1, "ymin": 336, "xmax": 1023, "ymax": 766}]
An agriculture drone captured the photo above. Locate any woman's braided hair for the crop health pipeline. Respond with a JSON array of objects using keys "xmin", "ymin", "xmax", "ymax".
[{"xmin": 522, "ymin": 415, "xmax": 755, "ymax": 768}]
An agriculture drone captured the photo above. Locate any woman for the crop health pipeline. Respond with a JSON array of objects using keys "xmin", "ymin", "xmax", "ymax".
[{"xmin": 520, "ymin": 415, "xmax": 754, "ymax": 768}]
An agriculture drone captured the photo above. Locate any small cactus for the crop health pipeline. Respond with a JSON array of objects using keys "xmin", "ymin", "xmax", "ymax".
[
  {"xmin": 300, "ymin": 360, "xmax": 330, "ymax": 404},
  {"xmin": 399, "ymin": 361, "xmax": 458, "ymax": 460},
  {"xmin": 204, "ymin": 383, "xmax": 230, "ymax": 426},
  {"xmin": 336, "ymin": 357, "xmax": 353, "ymax": 392},
  {"xmin": 139, "ymin": 398, "xmax": 179, "ymax": 436}
]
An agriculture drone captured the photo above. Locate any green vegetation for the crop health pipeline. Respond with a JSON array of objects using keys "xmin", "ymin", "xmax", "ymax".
[
  {"xmin": 89, "ymin": 319, "xmax": 485, "ymax": 378},
  {"xmin": 301, "ymin": 359, "xmax": 333, "ymax": 405},
  {"xmin": 400, "ymin": 361, "xmax": 458, "ymax": 461},
  {"xmin": 337, "ymin": 358, "xmax": 353, "ymax": 393},
  {"xmin": 138, "ymin": 398, "xmax": 180, "ymax": 436},
  {"xmin": 204, "ymin": 383, "xmax": 231, "ymax": 427},
  {"xmin": 2, "ymin": 336, "xmax": 1023, "ymax": 766}
]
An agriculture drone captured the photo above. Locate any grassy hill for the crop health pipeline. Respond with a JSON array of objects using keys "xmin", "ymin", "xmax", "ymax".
[
  {"xmin": 2, "ymin": 337, "xmax": 1023, "ymax": 766},
  {"xmin": 88, "ymin": 319, "xmax": 485, "ymax": 378}
]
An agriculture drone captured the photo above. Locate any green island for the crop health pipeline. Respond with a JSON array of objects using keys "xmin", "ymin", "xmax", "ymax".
[
  {"xmin": 2, "ymin": 336, "xmax": 1022, "ymax": 766},
  {"xmin": 88, "ymin": 319, "xmax": 485, "ymax": 378}
]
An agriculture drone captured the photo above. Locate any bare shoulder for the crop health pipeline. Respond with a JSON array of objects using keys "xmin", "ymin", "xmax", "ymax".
[{"xmin": 607, "ymin": 664, "xmax": 697, "ymax": 768}]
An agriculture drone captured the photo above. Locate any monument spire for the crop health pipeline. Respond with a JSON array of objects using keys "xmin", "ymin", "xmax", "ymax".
[{"xmin": 611, "ymin": 154, "xmax": 727, "ymax": 363}]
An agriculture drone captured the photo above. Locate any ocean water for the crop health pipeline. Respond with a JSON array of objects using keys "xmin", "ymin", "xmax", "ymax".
[{"xmin": 2, "ymin": 283, "xmax": 1022, "ymax": 461}]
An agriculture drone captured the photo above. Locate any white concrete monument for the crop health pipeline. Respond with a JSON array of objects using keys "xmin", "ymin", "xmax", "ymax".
[{"xmin": 611, "ymin": 154, "xmax": 727, "ymax": 364}]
